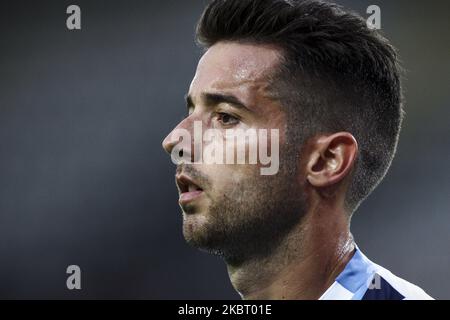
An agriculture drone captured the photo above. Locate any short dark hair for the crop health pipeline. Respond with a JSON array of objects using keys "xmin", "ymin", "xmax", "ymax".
[{"xmin": 196, "ymin": 0, "xmax": 404, "ymax": 213}]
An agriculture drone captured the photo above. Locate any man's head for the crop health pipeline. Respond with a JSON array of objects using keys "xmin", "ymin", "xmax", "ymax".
[{"xmin": 162, "ymin": 0, "xmax": 403, "ymax": 263}]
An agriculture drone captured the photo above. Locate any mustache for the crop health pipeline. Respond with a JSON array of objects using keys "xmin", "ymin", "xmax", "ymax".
[{"xmin": 176, "ymin": 164, "xmax": 212, "ymax": 190}]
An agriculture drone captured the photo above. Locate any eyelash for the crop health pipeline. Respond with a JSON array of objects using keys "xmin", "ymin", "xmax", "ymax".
[
  {"xmin": 185, "ymin": 108, "xmax": 240, "ymax": 127},
  {"xmin": 215, "ymin": 112, "xmax": 240, "ymax": 127}
]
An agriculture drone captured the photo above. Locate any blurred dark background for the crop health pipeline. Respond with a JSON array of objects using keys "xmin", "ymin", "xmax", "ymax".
[{"xmin": 0, "ymin": 0, "xmax": 448, "ymax": 299}]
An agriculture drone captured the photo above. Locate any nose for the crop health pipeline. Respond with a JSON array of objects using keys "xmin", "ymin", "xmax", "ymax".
[
  {"xmin": 162, "ymin": 127, "xmax": 177, "ymax": 155},
  {"xmin": 162, "ymin": 124, "xmax": 186, "ymax": 156},
  {"xmin": 161, "ymin": 117, "xmax": 197, "ymax": 163}
]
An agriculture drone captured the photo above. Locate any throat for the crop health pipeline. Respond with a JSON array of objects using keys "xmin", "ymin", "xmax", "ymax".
[{"xmin": 227, "ymin": 228, "xmax": 355, "ymax": 300}]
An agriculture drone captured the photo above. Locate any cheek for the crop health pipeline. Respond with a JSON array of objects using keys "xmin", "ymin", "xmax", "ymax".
[{"xmin": 201, "ymin": 163, "xmax": 259, "ymax": 194}]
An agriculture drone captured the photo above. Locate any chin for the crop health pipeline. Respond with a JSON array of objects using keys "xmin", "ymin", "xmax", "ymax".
[
  {"xmin": 182, "ymin": 213, "xmax": 223, "ymax": 253},
  {"xmin": 182, "ymin": 212, "xmax": 208, "ymax": 242}
]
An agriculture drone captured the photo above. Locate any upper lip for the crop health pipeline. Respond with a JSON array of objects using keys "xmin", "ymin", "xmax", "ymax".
[{"xmin": 176, "ymin": 174, "xmax": 203, "ymax": 194}]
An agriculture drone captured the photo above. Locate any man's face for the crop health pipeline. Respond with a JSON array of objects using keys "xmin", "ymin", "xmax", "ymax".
[{"xmin": 162, "ymin": 42, "xmax": 304, "ymax": 262}]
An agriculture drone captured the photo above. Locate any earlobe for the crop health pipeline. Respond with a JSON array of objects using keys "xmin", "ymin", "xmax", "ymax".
[{"xmin": 306, "ymin": 133, "xmax": 358, "ymax": 188}]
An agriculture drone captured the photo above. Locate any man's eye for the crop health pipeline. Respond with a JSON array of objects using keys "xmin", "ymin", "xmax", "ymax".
[{"xmin": 217, "ymin": 112, "xmax": 239, "ymax": 126}]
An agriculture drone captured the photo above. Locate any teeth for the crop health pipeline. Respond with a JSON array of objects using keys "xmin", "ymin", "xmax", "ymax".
[{"xmin": 188, "ymin": 184, "xmax": 197, "ymax": 192}]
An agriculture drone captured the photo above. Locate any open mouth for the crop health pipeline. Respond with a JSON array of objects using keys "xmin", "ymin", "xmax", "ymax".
[{"xmin": 176, "ymin": 174, "xmax": 204, "ymax": 205}]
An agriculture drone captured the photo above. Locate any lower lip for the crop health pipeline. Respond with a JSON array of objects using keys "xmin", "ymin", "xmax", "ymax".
[{"xmin": 179, "ymin": 190, "xmax": 203, "ymax": 205}]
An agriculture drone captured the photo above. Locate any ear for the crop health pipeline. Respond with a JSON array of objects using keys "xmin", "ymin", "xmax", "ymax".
[{"xmin": 306, "ymin": 132, "xmax": 358, "ymax": 188}]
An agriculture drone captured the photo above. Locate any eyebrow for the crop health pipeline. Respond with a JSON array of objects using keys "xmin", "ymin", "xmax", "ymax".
[{"xmin": 185, "ymin": 92, "xmax": 249, "ymax": 112}]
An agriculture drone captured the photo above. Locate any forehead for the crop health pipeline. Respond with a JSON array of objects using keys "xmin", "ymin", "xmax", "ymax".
[{"xmin": 190, "ymin": 41, "xmax": 282, "ymax": 101}]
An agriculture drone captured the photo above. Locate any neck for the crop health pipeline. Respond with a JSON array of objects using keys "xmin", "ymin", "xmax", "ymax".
[{"xmin": 226, "ymin": 205, "xmax": 355, "ymax": 300}]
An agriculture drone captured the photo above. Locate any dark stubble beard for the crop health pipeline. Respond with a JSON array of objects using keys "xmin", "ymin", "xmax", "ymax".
[{"xmin": 180, "ymin": 146, "xmax": 306, "ymax": 266}]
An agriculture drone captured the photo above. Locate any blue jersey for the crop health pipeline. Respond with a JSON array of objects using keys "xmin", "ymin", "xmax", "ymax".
[{"xmin": 319, "ymin": 246, "xmax": 433, "ymax": 300}]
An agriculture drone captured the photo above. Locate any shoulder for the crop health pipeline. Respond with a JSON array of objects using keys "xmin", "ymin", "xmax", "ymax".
[
  {"xmin": 361, "ymin": 266, "xmax": 434, "ymax": 300},
  {"xmin": 320, "ymin": 246, "xmax": 434, "ymax": 300}
]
